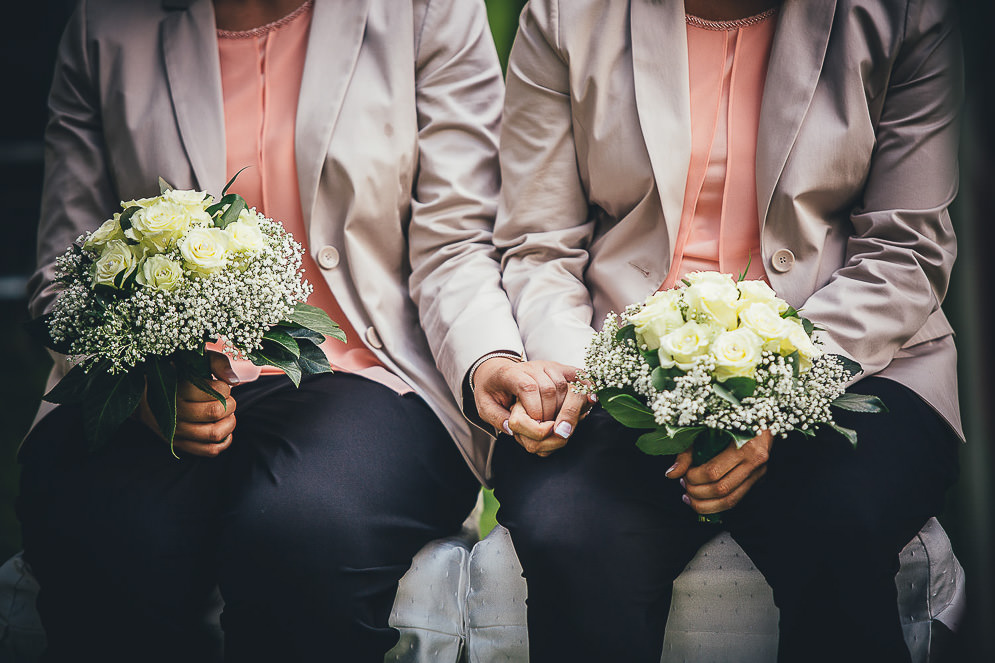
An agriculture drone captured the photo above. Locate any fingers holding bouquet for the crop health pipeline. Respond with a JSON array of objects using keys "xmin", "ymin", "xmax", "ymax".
[
  {"xmin": 673, "ymin": 430, "xmax": 772, "ymax": 515},
  {"xmin": 135, "ymin": 351, "xmax": 240, "ymax": 457}
]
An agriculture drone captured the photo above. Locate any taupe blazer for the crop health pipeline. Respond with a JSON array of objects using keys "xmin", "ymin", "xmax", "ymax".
[
  {"xmin": 27, "ymin": 0, "xmax": 525, "ymax": 482},
  {"xmin": 496, "ymin": 0, "xmax": 964, "ymax": 437}
]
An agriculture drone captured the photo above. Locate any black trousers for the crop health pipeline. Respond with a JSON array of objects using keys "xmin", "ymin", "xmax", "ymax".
[
  {"xmin": 18, "ymin": 372, "xmax": 479, "ymax": 663},
  {"xmin": 492, "ymin": 377, "xmax": 960, "ymax": 663}
]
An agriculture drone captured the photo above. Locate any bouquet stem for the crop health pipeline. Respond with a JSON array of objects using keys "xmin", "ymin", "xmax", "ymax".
[{"xmin": 691, "ymin": 429, "xmax": 732, "ymax": 525}]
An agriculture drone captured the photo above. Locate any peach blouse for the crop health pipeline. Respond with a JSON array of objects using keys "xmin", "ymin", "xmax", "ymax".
[
  {"xmin": 660, "ymin": 8, "xmax": 777, "ymax": 289},
  {"xmin": 217, "ymin": 1, "xmax": 410, "ymax": 392}
]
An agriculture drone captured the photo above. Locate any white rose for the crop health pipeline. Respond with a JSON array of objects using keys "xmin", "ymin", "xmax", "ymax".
[
  {"xmin": 164, "ymin": 189, "xmax": 214, "ymax": 226},
  {"xmin": 736, "ymin": 279, "xmax": 789, "ymax": 313},
  {"xmin": 130, "ymin": 200, "xmax": 192, "ymax": 253},
  {"xmin": 225, "ymin": 219, "xmax": 266, "ymax": 253},
  {"xmin": 164, "ymin": 188, "xmax": 212, "ymax": 208},
  {"xmin": 120, "ymin": 196, "xmax": 159, "ymax": 209},
  {"xmin": 658, "ymin": 320, "xmax": 720, "ymax": 371},
  {"xmin": 92, "ymin": 239, "xmax": 139, "ymax": 288},
  {"xmin": 179, "ymin": 227, "xmax": 230, "ymax": 275},
  {"xmin": 83, "ymin": 215, "xmax": 125, "ymax": 251},
  {"xmin": 237, "ymin": 208, "xmax": 262, "ymax": 225},
  {"xmin": 738, "ymin": 302, "xmax": 791, "ymax": 350},
  {"xmin": 135, "ymin": 255, "xmax": 184, "ymax": 291},
  {"xmin": 682, "ymin": 271, "xmax": 741, "ymax": 330},
  {"xmin": 628, "ymin": 290, "xmax": 685, "ymax": 350},
  {"xmin": 779, "ymin": 318, "xmax": 822, "ymax": 371},
  {"xmin": 711, "ymin": 328, "xmax": 764, "ymax": 381}
]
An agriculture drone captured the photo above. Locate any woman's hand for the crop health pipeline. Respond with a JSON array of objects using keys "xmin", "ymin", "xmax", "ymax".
[
  {"xmin": 666, "ymin": 431, "xmax": 773, "ymax": 515},
  {"xmin": 505, "ymin": 387, "xmax": 596, "ymax": 457},
  {"xmin": 472, "ymin": 358, "xmax": 578, "ymax": 431},
  {"xmin": 135, "ymin": 352, "xmax": 241, "ymax": 457}
]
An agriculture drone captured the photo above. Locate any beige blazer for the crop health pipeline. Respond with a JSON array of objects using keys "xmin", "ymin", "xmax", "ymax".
[
  {"xmin": 27, "ymin": 0, "xmax": 525, "ymax": 482},
  {"xmin": 496, "ymin": 0, "xmax": 964, "ymax": 437}
]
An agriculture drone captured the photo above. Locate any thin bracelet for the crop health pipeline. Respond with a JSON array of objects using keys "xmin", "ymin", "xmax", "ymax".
[{"xmin": 468, "ymin": 351, "xmax": 524, "ymax": 393}]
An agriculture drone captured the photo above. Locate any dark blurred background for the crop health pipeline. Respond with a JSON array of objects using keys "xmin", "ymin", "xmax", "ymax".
[{"xmin": 0, "ymin": 0, "xmax": 991, "ymax": 660}]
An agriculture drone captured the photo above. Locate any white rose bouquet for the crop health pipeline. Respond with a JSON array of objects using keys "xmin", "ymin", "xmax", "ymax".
[
  {"xmin": 30, "ymin": 176, "xmax": 344, "ymax": 454},
  {"xmin": 578, "ymin": 271, "xmax": 885, "ymax": 523}
]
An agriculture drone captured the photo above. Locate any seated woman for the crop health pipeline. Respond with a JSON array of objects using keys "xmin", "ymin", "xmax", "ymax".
[
  {"xmin": 474, "ymin": 0, "xmax": 963, "ymax": 661},
  {"xmin": 18, "ymin": 0, "xmax": 524, "ymax": 660}
]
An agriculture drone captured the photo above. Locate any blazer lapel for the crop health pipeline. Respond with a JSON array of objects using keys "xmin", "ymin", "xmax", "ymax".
[
  {"xmin": 295, "ymin": 0, "xmax": 372, "ymax": 230},
  {"xmin": 629, "ymin": 0, "xmax": 692, "ymax": 255},
  {"xmin": 161, "ymin": 0, "xmax": 226, "ymax": 196},
  {"xmin": 756, "ymin": 0, "xmax": 836, "ymax": 225}
]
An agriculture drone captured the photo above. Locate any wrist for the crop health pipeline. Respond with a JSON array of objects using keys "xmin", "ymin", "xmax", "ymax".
[{"xmin": 468, "ymin": 351, "xmax": 524, "ymax": 393}]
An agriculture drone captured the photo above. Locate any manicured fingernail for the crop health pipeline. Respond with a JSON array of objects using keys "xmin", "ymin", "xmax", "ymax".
[
  {"xmin": 679, "ymin": 478, "xmax": 686, "ymax": 488},
  {"xmin": 554, "ymin": 421, "xmax": 573, "ymax": 439},
  {"xmin": 502, "ymin": 420, "xmax": 512, "ymax": 436},
  {"xmin": 588, "ymin": 393, "xmax": 598, "ymax": 403},
  {"xmin": 665, "ymin": 462, "xmax": 678, "ymax": 477},
  {"xmin": 682, "ymin": 494, "xmax": 691, "ymax": 505},
  {"xmin": 222, "ymin": 368, "xmax": 241, "ymax": 385}
]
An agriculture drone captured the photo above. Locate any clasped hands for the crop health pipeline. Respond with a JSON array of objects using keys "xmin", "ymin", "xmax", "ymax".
[{"xmin": 472, "ymin": 357, "xmax": 773, "ymax": 514}]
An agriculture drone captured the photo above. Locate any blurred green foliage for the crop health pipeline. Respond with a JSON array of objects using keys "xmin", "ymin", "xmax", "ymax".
[{"xmin": 485, "ymin": 0, "xmax": 527, "ymax": 69}]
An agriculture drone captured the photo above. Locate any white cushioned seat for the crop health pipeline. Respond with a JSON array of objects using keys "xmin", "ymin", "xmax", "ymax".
[{"xmin": 0, "ymin": 518, "xmax": 965, "ymax": 663}]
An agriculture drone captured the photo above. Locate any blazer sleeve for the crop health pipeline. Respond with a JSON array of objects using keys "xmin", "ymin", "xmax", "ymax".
[
  {"xmin": 407, "ymin": 0, "xmax": 525, "ymax": 412},
  {"xmin": 492, "ymin": 0, "xmax": 598, "ymax": 368},
  {"xmin": 28, "ymin": 0, "xmax": 118, "ymax": 319},
  {"xmin": 799, "ymin": 0, "xmax": 962, "ymax": 376}
]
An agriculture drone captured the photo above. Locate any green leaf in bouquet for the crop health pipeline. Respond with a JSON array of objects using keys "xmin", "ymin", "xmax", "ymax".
[
  {"xmin": 641, "ymin": 348, "xmax": 661, "ymax": 369},
  {"xmin": 174, "ymin": 350, "xmax": 228, "ymax": 407},
  {"xmin": 721, "ymin": 376, "xmax": 756, "ymax": 400},
  {"xmin": 287, "ymin": 302, "xmax": 346, "ymax": 341},
  {"xmin": 118, "ymin": 205, "xmax": 141, "ymax": 231},
  {"xmin": 601, "ymin": 392, "xmax": 657, "ymax": 430},
  {"xmin": 222, "ymin": 166, "xmax": 252, "ymax": 196},
  {"xmin": 296, "ymin": 339, "xmax": 333, "ymax": 376},
  {"xmin": 636, "ymin": 426, "xmax": 700, "ymax": 456},
  {"xmin": 780, "ymin": 306, "xmax": 800, "ymax": 319},
  {"xmin": 727, "ymin": 427, "xmax": 757, "ymax": 448},
  {"xmin": 145, "ymin": 357, "xmax": 178, "ymax": 447},
  {"xmin": 832, "ymin": 354, "xmax": 863, "ymax": 379},
  {"xmin": 692, "ymin": 428, "xmax": 732, "ymax": 466},
  {"xmin": 112, "ymin": 265, "xmax": 139, "ymax": 290},
  {"xmin": 737, "ymin": 254, "xmax": 752, "ymax": 282},
  {"xmin": 158, "ymin": 176, "xmax": 175, "ymax": 193},
  {"xmin": 614, "ymin": 324, "xmax": 637, "ymax": 346},
  {"xmin": 206, "ymin": 193, "xmax": 237, "ymax": 218},
  {"xmin": 248, "ymin": 343, "xmax": 303, "ymax": 387},
  {"xmin": 81, "ymin": 366, "xmax": 146, "ymax": 452},
  {"xmin": 650, "ymin": 366, "xmax": 676, "ymax": 392},
  {"xmin": 800, "ymin": 316, "xmax": 815, "ymax": 336},
  {"xmin": 827, "ymin": 422, "xmax": 859, "ymax": 448},
  {"xmin": 42, "ymin": 363, "xmax": 90, "ymax": 405},
  {"xmin": 188, "ymin": 377, "xmax": 229, "ymax": 407},
  {"xmin": 711, "ymin": 382, "xmax": 742, "ymax": 407},
  {"xmin": 216, "ymin": 195, "xmax": 246, "ymax": 230},
  {"xmin": 262, "ymin": 328, "xmax": 301, "ymax": 358},
  {"xmin": 278, "ymin": 324, "xmax": 327, "ymax": 346},
  {"xmin": 831, "ymin": 392, "xmax": 888, "ymax": 413},
  {"xmin": 785, "ymin": 350, "xmax": 801, "ymax": 378}
]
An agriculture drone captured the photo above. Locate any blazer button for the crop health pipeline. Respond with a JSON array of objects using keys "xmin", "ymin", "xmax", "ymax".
[
  {"xmin": 365, "ymin": 326, "xmax": 383, "ymax": 349},
  {"xmin": 770, "ymin": 248, "xmax": 795, "ymax": 273},
  {"xmin": 316, "ymin": 245, "xmax": 339, "ymax": 269}
]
